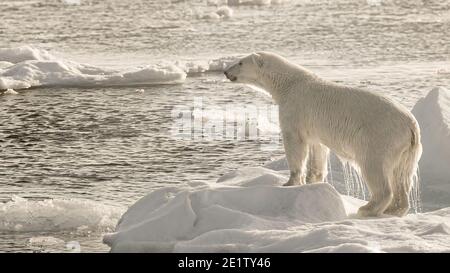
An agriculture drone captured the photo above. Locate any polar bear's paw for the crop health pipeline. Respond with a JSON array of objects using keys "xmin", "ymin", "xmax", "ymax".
[
  {"xmin": 306, "ymin": 172, "xmax": 326, "ymax": 184},
  {"xmin": 383, "ymin": 194, "xmax": 410, "ymax": 217},
  {"xmin": 357, "ymin": 203, "xmax": 384, "ymax": 218},
  {"xmin": 283, "ymin": 174, "xmax": 306, "ymax": 186},
  {"xmin": 383, "ymin": 205, "xmax": 409, "ymax": 217},
  {"xmin": 282, "ymin": 180, "xmax": 296, "ymax": 186}
]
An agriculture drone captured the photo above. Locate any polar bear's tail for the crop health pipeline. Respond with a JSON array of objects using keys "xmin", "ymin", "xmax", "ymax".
[
  {"xmin": 407, "ymin": 126, "xmax": 423, "ymax": 212},
  {"xmin": 389, "ymin": 125, "xmax": 423, "ymax": 216}
]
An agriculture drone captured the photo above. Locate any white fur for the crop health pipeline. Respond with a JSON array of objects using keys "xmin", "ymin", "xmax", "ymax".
[{"xmin": 224, "ymin": 52, "xmax": 422, "ymax": 217}]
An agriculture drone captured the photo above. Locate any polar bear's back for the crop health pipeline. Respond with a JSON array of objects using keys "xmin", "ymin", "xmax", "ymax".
[
  {"xmin": 321, "ymin": 82, "xmax": 415, "ymax": 128},
  {"xmin": 256, "ymin": 52, "xmax": 419, "ymax": 155},
  {"xmin": 296, "ymin": 80, "xmax": 419, "ymax": 156}
]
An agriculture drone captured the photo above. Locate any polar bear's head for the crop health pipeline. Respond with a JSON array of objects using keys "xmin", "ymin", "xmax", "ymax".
[
  {"xmin": 223, "ymin": 51, "xmax": 294, "ymax": 85},
  {"xmin": 223, "ymin": 53, "xmax": 265, "ymax": 84},
  {"xmin": 224, "ymin": 52, "xmax": 315, "ymax": 103}
]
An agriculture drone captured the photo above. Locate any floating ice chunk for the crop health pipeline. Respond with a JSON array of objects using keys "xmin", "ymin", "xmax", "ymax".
[
  {"xmin": 62, "ymin": 0, "xmax": 81, "ymax": 5},
  {"xmin": 201, "ymin": 12, "xmax": 221, "ymax": 20},
  {"xmin": 0, "ymin": 61, "xmax": 13, "ymax": 69},
  {"xmin": 208, "ymin": 56, "xmax": 238, "ymax": 71},
  {"xmin": 65, "ymin": 241, "xmax": 81, "ymax": 253},
  {"xmin": 201, "ymin": 6, "xmax": 233, "ymax": 20},
  {"xmin": 0, "ymin": 46, "xmax": 187, "ymax": 90},
  {"xmin": 0, "ymin": 45, "xmax": 55, "ymax": 63},
  {"xmin": 437, "ymin": 68, "xmax": 450, "ymax": 75},
  {"xmin": 2, "ymin": 88, "xmax": 18, "ymax": 95},
  {"xmin": 0, "ymin": 196, "xmax": 125, "ymax": 232},
  {"xmin": 216, "ymin": 6, "xmax": 233, "ymax": 18},
  {"xmin": 176, "ymin": 60, "xmax": 209, "ymax": 74},
  {"xmin": 367, "ymin": 0, "xmax": 382, "ymax": 7},
  {"xmin": 176, "ymin": 56, "xmax": 237, "ymax": 74},
  {"xmin": 0, "ymin": 75, "xmax": 31, "ymax": 90}
]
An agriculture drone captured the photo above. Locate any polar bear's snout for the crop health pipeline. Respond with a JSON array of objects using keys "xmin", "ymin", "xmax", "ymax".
[
  {"xmin": 224, "ymin": 66, "xmax": 238, "ymax": 82},
  {"xmin": 224, "ymin": 70, "xmax": 237, "ymax": 82}
]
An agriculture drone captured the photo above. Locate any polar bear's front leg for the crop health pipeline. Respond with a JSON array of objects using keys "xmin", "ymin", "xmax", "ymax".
[
  {"xmin": 282, "ymin": 130, "xmax": 308, "ymax": 186},
  {"xmin": 306, "ymin": 144, "xmax": 329, "ymax": 183}
]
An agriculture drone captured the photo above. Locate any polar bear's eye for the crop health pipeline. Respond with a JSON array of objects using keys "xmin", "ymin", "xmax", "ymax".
[{"xmin": 238, "ymin": 62, "xmax": 242, "ymax": 66}]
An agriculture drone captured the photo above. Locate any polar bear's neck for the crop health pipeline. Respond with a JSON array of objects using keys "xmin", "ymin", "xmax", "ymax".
[{"xmin": 257, "ymin": 65, "xmax": 314, "ymax": 104}]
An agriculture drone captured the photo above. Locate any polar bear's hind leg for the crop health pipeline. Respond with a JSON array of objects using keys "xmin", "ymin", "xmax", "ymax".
[
  {"xmin": 384, "ymin": 147, "xmax": 421, "ymax": 215},
  {"xmin": 357, "ymin": 159, "xmax": 394, "ymax": 217},
  {"xmin": 383, "ymin": 181, "xmax": 410, "ymax": 216}
]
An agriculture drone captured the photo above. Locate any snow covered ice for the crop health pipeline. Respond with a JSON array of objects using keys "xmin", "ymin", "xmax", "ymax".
[
  {"xmin": 0, "ymin": 46, "xmax": 186, "ymax": 90},
  {"xmin": 0, "ymin": 46, "xmax": 243, "ymax": 90},
  {"xmin": 103, "ymin": 88, "xmax": 450, "ymax": 253},
  {"xmin": 176, "ymin": 56, "xmax": 238, "ymax": 74},
  {"xmin": 1, "ymin": 88, "xmax": 18, "ymax": 95},
  {"xmin": 104, "ymin": 169, "xmax": 450, "ymax": 252}
]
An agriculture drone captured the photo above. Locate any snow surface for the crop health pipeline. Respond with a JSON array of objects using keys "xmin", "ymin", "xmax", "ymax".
[
  {"xmin": 0, "ymin": 46, "xmax": 186, "ymax": 90},
  {"xmin": 0, "ymin": 196, "xmax": 125, "ymax": 232},
  {"xmin": 104, "ymin": 87, "xmax": 450, "ymax": 253}
]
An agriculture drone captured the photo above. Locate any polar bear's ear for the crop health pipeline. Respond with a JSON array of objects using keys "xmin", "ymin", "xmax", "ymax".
[{"xmin": 251, "ymin": 53, "xmax": 264, "ymax": 68}]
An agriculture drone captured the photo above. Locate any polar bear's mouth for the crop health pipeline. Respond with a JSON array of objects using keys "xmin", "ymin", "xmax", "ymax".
[{"xmin": 224, "ymin": 71, "xmax": 237, "ymax": 82}]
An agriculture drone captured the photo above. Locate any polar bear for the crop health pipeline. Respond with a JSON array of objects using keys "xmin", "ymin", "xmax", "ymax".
[{"xmin": 224, "ymin": 52, "xmax": 422, "ymax": 217}]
